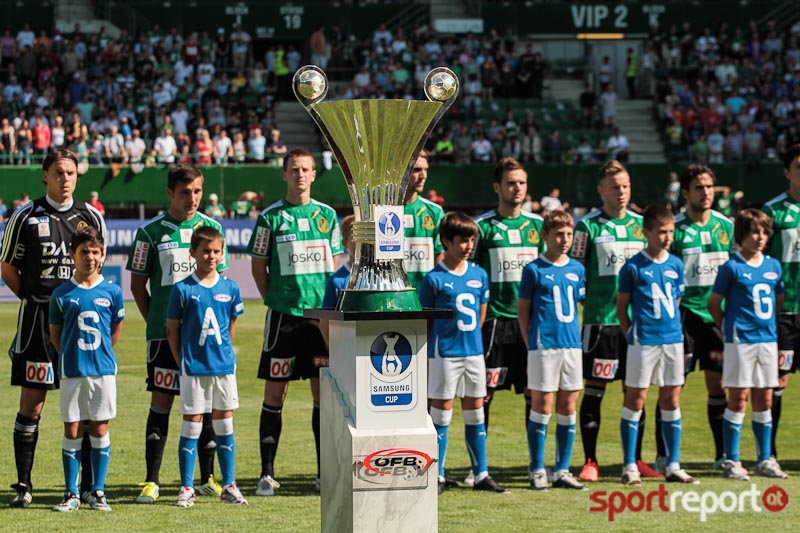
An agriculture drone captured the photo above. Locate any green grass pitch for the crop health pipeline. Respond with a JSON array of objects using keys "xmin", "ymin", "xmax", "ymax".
[{"xmin": 0, "ymin": 300, "xmax": 797, "ymax": 531}]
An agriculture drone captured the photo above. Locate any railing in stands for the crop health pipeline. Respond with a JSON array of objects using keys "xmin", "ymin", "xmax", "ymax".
[
  {"xmin": 384, "ymin": 0, "xmax": 429, "ymax": 36},
  {"xmin": 756, "ymin": 0, "xmax": 800, "ymax": 33},
  {"xmin": 97, "ymin": 0, "xmax": 155, "ymax": 37}
]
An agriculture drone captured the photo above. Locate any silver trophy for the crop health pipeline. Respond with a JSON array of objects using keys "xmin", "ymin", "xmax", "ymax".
[{"xmin": 294, "ymin": 66, "xmax": 458, "ymax": 312}]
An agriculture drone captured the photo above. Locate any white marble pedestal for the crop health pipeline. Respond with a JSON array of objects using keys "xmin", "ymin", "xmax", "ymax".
[{"xmin": 308, "ymin": 311, "xmax": 449, "ymax": 533}]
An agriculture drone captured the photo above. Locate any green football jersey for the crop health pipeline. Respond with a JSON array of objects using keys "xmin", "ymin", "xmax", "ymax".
[
  {"xmin": 474, "ymin": 209, "xmax": 543, "ymax": 319},
  {"xmin": 763, "ymin": 191, "xmax": 800, "ymax": 313},
  {"xmin": 672, "ymin": 210, "xmax": 733, "ymax": 323},
  {"xmin": 247, "ymin": 198, "xmax": 343, "ymax": 316},
  {"xmin": 126, "ymin": 212, "xmax": 227, "ymax": 340},
  {"xmin": 570, "ymin": 209, "xmax": 645, "ymax": 325},
  {"xmin": 403, "ymin": 196, "xmax": 445, "ymax": 289}
]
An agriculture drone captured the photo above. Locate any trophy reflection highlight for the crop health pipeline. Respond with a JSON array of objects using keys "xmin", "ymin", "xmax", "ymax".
[{"xmin": 294, "ymin": 66, "xmax": 459, "ymax": 312}]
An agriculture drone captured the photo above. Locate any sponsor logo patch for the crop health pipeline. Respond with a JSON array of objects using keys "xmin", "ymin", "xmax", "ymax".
[
  {"xmin": 214, "ymin": 294, "xmax": 233, "ymax": 302},
  {"xmin": 94, "ymin": 298, "xmax": 111, "ymax": 307},
  {"xmin": 131, "ymin": 241, "xmax": 149, "ymax": 271},
  {"xmin": 251, "ymin": 227, "xmax": 270, "ymax": 256}
]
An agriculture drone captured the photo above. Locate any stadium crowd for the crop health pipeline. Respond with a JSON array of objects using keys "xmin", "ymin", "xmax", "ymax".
[
  {"xmin": 643, "ymin": 18, "xmax": 800, "ymax": 163},
  {"xmin": 0, "ymin": 20, "xmax": 621, "ymax": 170}
]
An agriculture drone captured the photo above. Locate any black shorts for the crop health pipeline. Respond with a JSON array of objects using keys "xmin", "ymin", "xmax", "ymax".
[
  {"xmin": 257, "ymin": 309, "xmax": 329, "ymax": 382},
  {"xmin": 582, "ymin": 325, "xmax": 627, "ymax": 383},
  {"xmin": 778, "ymin": 314, "xmax": 800, "ymax": 375},
  {"xmin": 147, "ymin": 339, "xmax": 181, "ymax": 395},
  {"xmin": 10, "ymin": 299, "xmax": 59, "ymax": 390},
  {"xmin": 683, "ymin": 308, "xmax": 724, "ymax": 373},
  {"xmin": 483, "ymin": 317, "xmax": 527, "ymax": 394}
]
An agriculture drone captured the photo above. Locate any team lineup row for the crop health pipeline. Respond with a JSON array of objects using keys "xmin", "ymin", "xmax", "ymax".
[{"xmin": 1, "ymin": 146, "xmax": 798, "ymax": 510}]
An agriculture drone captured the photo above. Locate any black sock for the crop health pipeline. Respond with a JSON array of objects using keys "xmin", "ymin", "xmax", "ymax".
[
  {"xmin": 483, "ymin": 394, "xmax": 493, "ymax": 432},
  {"xmin": 655, "ymin": 405, "xmax": 665, "ymax": 457},
  {"xmin": 708, "ymin": 394, "xmax": 727, "ymax": 460},
  {"xmin": 260, "ymin": 403, "xmax": 282, "ymax": 478},
  {"xmin": 145, "ymin": 405, "xmax": 170, "ymax": 484},
  {"xmin": 579, "ymin": 388, "xmax": 604, "ymax": 463},
  {"xmin": 772, "ymin": 387, "xmax": 784, "ymax": 458},
  {"xmin": 524, "ymin": 396, "xmax": 532, "ymax": 433},
  {"xmin": 80, "ymin": 422, "xmax": 92, "ymax": 493},
  {"xmin": 199, "ymin": 412, "xmax": 216, "ymax": 484},
  {"xmin": 13, "ymin": 413, "xmax": 38, "ymax": 490},
  {"xmin": 312, "ymin": 402, "xmax": 321, "ymax": 477},
  {"xmin": 635, "ymin": 406, "xmax": 646, "ymax": 462}
]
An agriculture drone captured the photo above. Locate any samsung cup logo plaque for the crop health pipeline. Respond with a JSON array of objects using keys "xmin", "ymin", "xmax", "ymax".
[
  {"xmin": 369, "ymin": 332, "xmax": 415, "ymax": 410},
  {"xmin": 374, "ymin": 205, "xmax": 404, "ymax": 259}
]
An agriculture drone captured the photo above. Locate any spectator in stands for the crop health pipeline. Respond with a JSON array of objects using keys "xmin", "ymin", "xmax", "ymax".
[
  {"xmin": 310, "ymin": 25, "xmax": 327, "ymax": 69},
  {"xmin": 664, "ymin": 172, "xmax": 680, "ymax": 212},
  {"xmin": 195, "ymin": 129, "xmax": 216, "ymax": 165},
  {"xmin": 103, "ymin": 125, "xmax": 126, "ymax": 164},
  {"xmin": 204, "ymin": 193, "xmax": 225, "ymax": 220},
  {"xmin": 31, "ymin": 116, "xmax": 50, "ymax": 160},
  {"xmin": 625, "ymin": 47, "xmax": 638, "ymax": 99},
  {"xmin": 15, "ymin": 119, "xmax": 32, "ymax": 165},
  {"xmin": 743, "ymin": 123, "xmax": 764, "ymax": 162},
  {"xmin": 579, "ymin": 83, "xmax": 596, "ymax": 130},
  {"xmin": 435, "ymin": 133, "xmax": 455, "ymax": 163},
  {"xmin": 0, "ymin": 118, "xmax": 16, "ymax": 164},
  {"xmin": 724, "ymin": 123, "xmax": 745, "ymax": 160},
  {"xmin": 540, "ymin": 188, "xmax": 569, "ymax": 213},
  {"xmin": 175, "ymin": 130, "xmax": 192, "ymax": 163},
  {"xmin": 715, "ymin": 56, "xmax": 738, "ymax": 85},
  {"xmin": 463, "ymin": 74, "xmax": 482, "ymax": 118},
  {"xmin": 598, "ymin": 55, "xmax": 613, "ymax": 92},
  {"xmin": 708, "ymin": 126, "xmax": 725, "ymax": 163},
  {"xmin": 1, "ymin": 29, "xmax": 16, "ymax": 67},
  {"xmin": 470, "ymin": 131, "xmax": 494, "ymax": 163},
  {"xmin": 576, "ymin": 137, "xmax": 593, "ymax": 163},
  {"xmin": 16, "ymin": 22, "xmax": 35, "ymax": 50},
  {"xmin": 516, "ymin": 44, "xmax": 535, "ymax": 98},
  {"xmin": 153, "ymin": 127, "xmax": 178, "ymax": 165},
  {"xmin": 88, "ymin": 191, "xmax": 106, "ymax": 216},
  {"xmin": 214, "ymin": 27, "xmax": 230, "ymax": 70},
  {"xmin": 231, "ymin": 23, "xmax": 252, "ymax": 69},
  {"xmin": 13, "ymin": 192, "xmax": 30, "ymax": 213},
  {"xmin": 232, "ymin": 131, "xmax": 246, "ymax": 164},
  {"xmin": 453, "ymin": 125, "xmax": 473, "ymax": 165},
  {"xmin": 214, "ymin": 129, "xmax": 233, "ymax": 166},
  {"xmin": 606, "ymin": 127, "xmax": 630, "ymax": 162},
  {"xmin": 267, "ymin": 129, "xmax": 287, "ymax": 167},
  {"xmin": 126, "ymin": 128, "xmax": 146, "ymax": 167},
  {"xmin": 521, "ymin": 124, "xmax": 541, "ymax": 163},
  {"xmin": 690, "ymin": 132, "xmax": 710, "ymax": 163},
  {"xmin": 503, "ymin": 134, "xmax": 522, "ymax": 160},
  {"xmin": 231, "ymin": 192, "xmax": 255, "ymax": 219},
  {"xmin": 247, "ymin": 127, "xmax": 266, "ymax": 163},
  {"xmin": 544, "ymin": 129, "xmax": 564, "ymax": 163},
  {"xmin": 50, "ymin": 116, "xmax": 66, "ymax": 150},
  {"xmin": 600, "ymin": 83, "xmax": 617, "ymax": 128}
]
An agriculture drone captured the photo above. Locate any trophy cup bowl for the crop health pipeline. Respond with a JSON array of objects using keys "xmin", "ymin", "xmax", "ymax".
[{"xmin": 294, "ymin": 65, "xmax": 459, "ymax": 312}]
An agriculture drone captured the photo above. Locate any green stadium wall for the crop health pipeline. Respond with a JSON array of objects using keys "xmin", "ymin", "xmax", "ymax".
[{"xmin": 0, "ymin": 163, "xmax": 786, "ymax": 212}]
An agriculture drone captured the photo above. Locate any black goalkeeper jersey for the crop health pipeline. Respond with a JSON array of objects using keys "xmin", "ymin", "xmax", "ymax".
[{"xmin": 0, "ymin": 197, "xmax": 106, "ymax": 303}]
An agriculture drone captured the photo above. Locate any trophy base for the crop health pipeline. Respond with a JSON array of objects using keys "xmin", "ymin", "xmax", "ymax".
[{"xmin": 338, "ymin": 289, "xmax": 422, "ymax": 313}]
